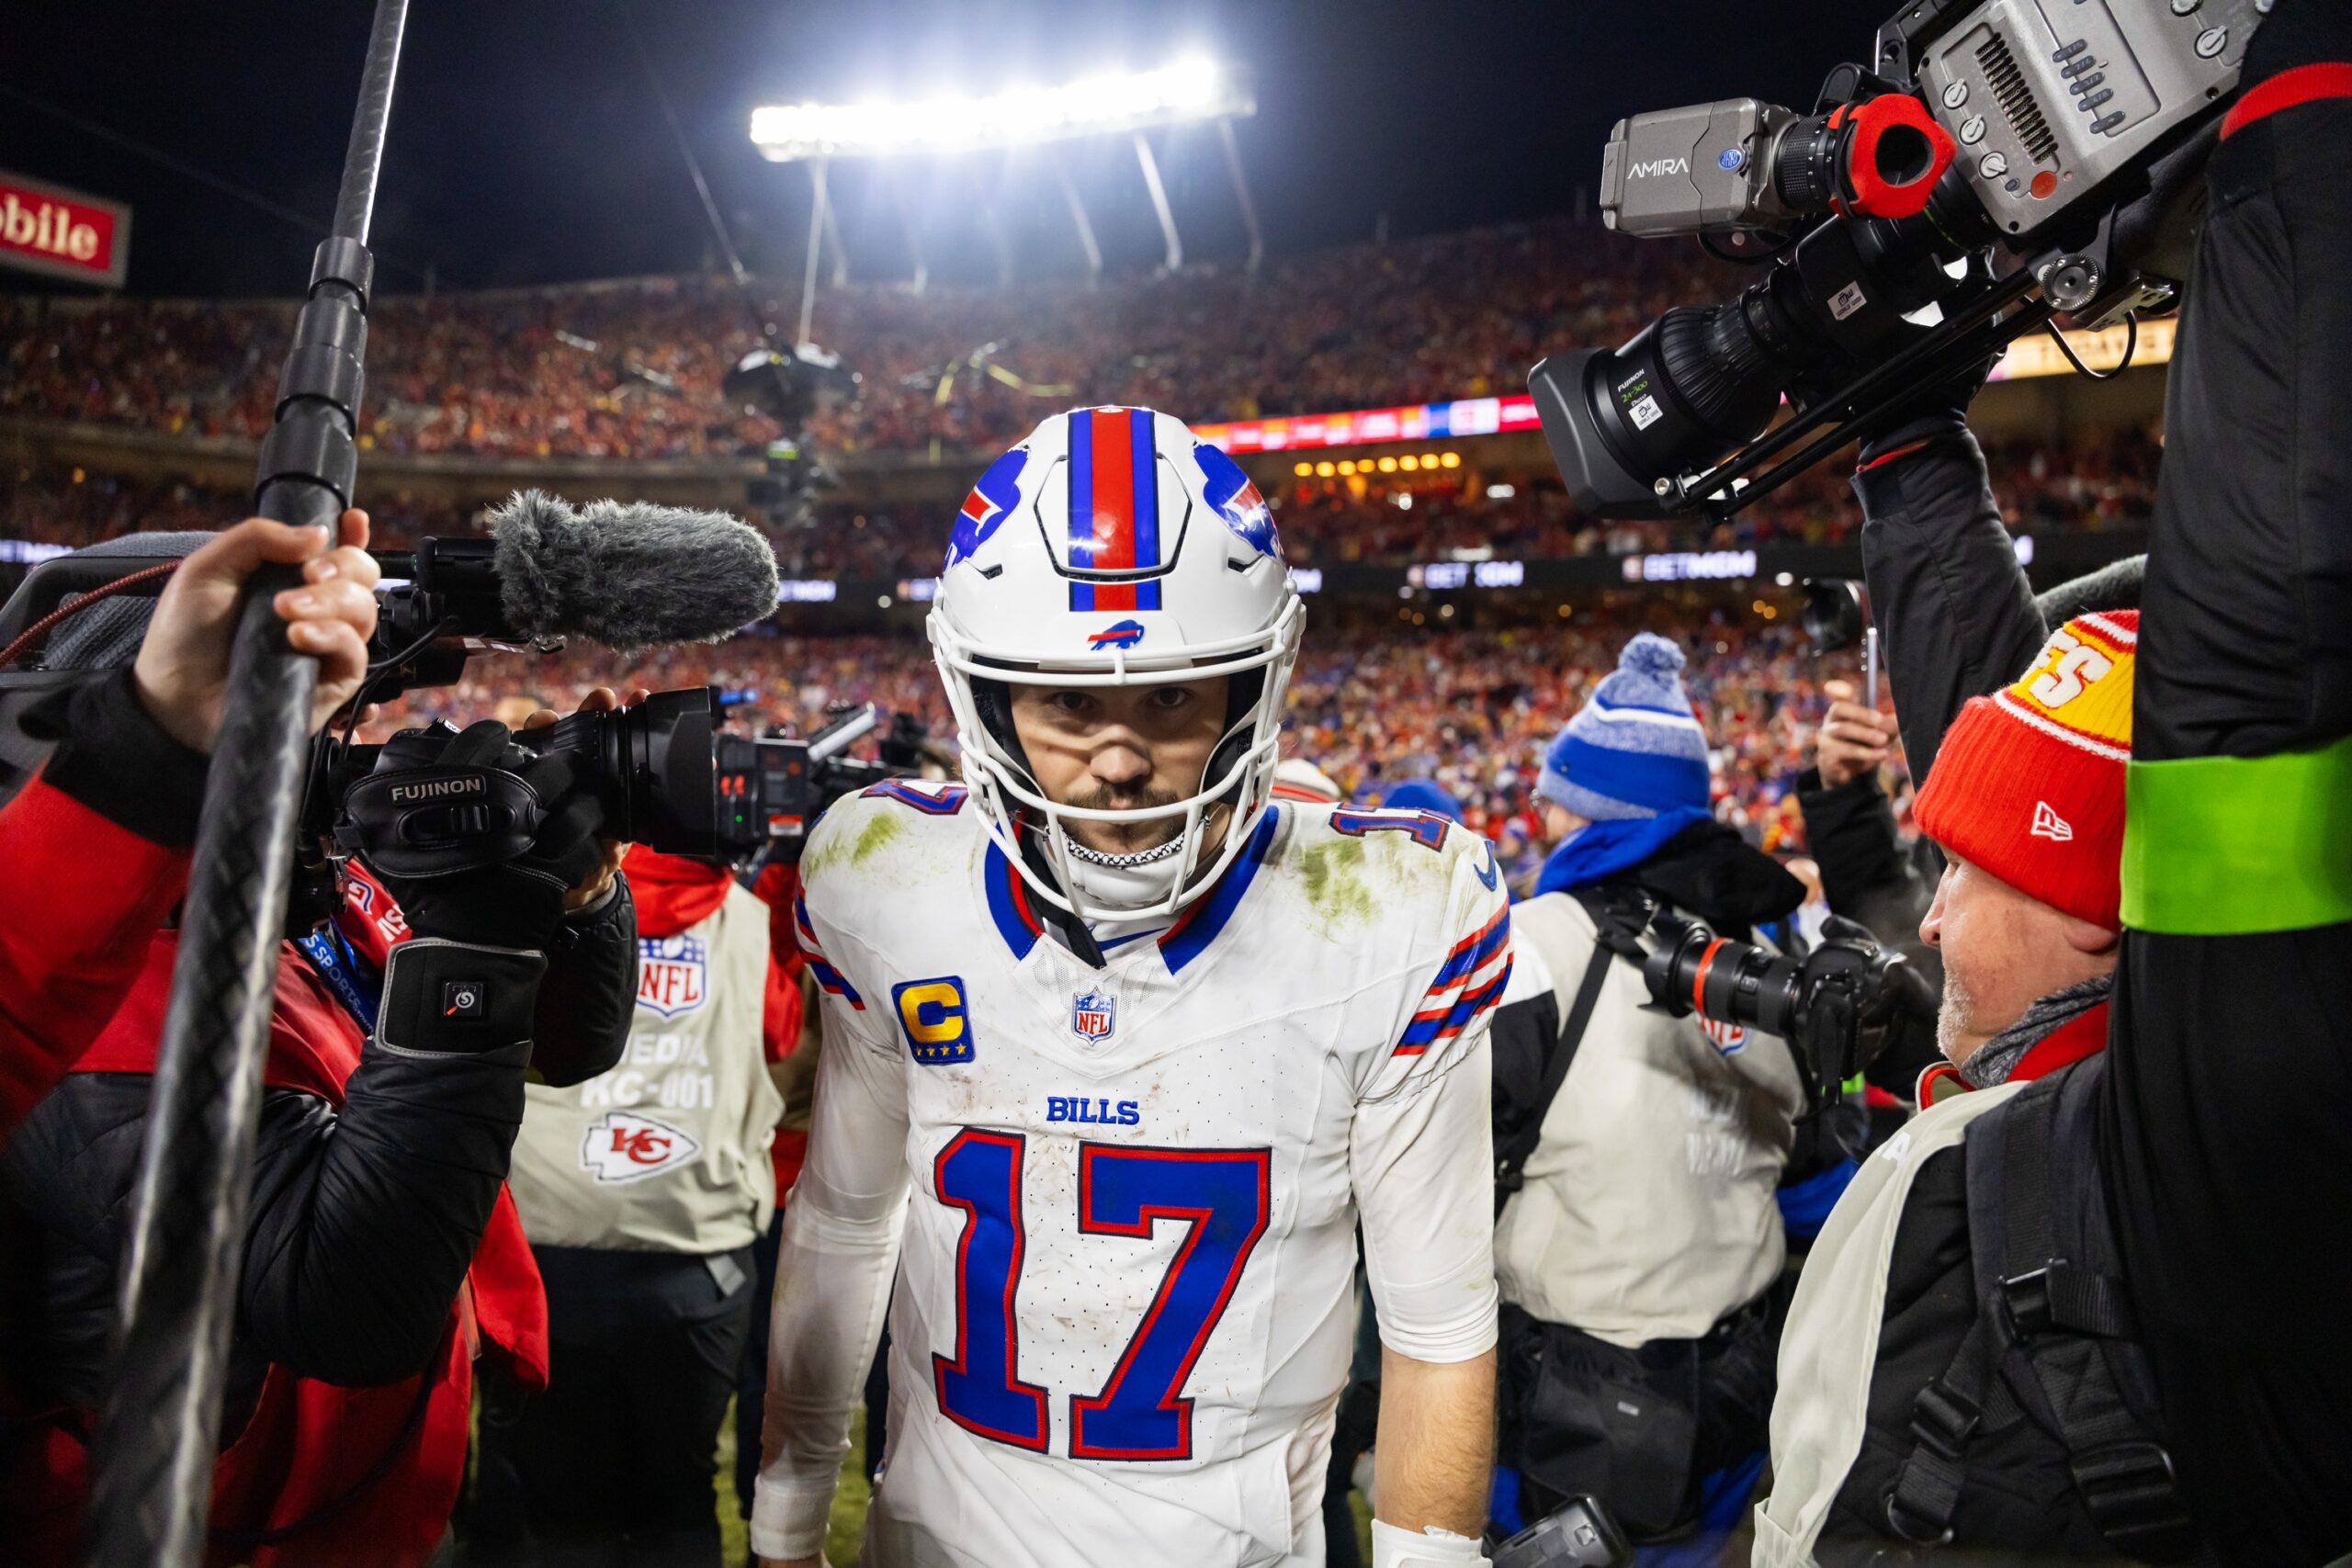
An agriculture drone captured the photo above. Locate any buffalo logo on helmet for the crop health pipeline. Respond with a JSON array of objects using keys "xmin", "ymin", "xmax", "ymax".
[
  {"xmin": 945, "ymin": 446, "xmax": 1029, "ymax": 568},
  {"xmin": 1087, "ymin": 618, "xmax": 1148, "ymax": 650},
  {"xmin": 1195, "ymin": 442, "xmax": 1280, "ymax": 558}
]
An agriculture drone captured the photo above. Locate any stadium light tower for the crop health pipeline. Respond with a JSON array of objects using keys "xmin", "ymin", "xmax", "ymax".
[{"xmin": 751, "ymin": 55, "xmax": 1260, "ymax": 323}]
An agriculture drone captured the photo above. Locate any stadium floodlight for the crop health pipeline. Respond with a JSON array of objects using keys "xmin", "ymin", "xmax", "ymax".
[{"xmin": 749, "ymin": 56, "xmax": 1254, "ymax": 163}]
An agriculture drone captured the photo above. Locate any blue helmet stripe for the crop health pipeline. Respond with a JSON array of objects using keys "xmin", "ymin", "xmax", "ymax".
[
  {"xmin": 1069, "ymin": 411, "xmax": 1095, "ymax": 570},
  {"xmin": 1129, "ymin": 407, "xmax": 1159, "ymax": 569}
]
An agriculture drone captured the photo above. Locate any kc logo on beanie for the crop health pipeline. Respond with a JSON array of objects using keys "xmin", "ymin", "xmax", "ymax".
[{"xmin": 1915, "ymin": 611, "xmax": 2136, "ymax": 928}]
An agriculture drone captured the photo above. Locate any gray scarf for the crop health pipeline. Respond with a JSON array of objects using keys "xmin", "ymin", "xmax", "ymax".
[{"xmin": 1959, "ymin": 973, "xmax": 2114, "ymax": 1089}]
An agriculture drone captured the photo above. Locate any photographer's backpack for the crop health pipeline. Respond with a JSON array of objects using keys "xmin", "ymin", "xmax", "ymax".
[{"xmin": 1770, "ymin": 1054, "xmax": 2204, "ymax": 1565}]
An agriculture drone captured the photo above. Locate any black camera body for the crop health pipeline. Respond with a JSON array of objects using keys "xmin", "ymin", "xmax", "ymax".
[
  {"xmin": 325, "ymin": 694, "xmax": 921, "ymax": 874},
  {"xmin": 1490, "ymin": 1495, "xmax": 1634, "ymax": 1568},
  {"xmin": 1535, "ymin": 0, "xmax": 2263, "ymax": 519},
  {"xmin": 1638, "ymin": 902, "xmax": 1922, "ymax": 1107},
  {"xmin": 331, "ymin": 682, "xmax": 930, "ymax": 878}
]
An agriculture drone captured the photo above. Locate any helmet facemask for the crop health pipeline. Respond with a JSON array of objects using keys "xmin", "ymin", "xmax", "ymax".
[{"xmin": 932, "ymin": 601, "xmax": 1303, "ymax": 924}]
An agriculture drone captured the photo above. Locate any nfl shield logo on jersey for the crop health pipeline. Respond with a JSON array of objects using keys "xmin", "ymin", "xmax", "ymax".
[{"xmin": 1071, "ymin": 987, "xmax": 1116, "ymax": 1044}]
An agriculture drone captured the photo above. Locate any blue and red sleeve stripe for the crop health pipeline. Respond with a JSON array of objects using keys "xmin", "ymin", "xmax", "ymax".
[
  {"xmin": 1396, "ymin": 960, "xmax": 1513, "ymax": 1055},
  {"xmin": 1426, "ymin": 906, "xmax": 1510, "ymax": 993},
  {"xmin": 793, "ymin": 891, "xmax": 865, "ymax": 1010},
  {"xmin": 1395, "ymin": 904, "xmax": 1513, "ymax": 1055}
]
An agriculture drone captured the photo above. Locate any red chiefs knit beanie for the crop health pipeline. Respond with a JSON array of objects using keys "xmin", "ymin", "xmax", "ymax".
[{"xmin": 1914, "ymin": 610, "xmax": 2136, "ymax": 930}]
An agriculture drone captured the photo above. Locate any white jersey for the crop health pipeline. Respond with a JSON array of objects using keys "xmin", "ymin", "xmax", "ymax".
[{"xmin": 753, "ymin": 784, "xmax": 1509, "ymax": 1568}]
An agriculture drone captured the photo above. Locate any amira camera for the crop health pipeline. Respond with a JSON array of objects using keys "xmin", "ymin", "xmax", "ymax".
[{"xmin": 1531, "ymin": 0, "xmax": 2266, "ymax": 520}]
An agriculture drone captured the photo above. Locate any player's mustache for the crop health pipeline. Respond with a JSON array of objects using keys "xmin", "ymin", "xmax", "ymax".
[{"xmin": 1062, "ymin": 781, "xmax": 1185, "ymax": 815}]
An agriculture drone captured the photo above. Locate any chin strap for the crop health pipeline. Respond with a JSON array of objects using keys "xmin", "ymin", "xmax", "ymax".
[{"xmin": 1065, "ymin": 837, "xmax": 1185, "ymax": 869}]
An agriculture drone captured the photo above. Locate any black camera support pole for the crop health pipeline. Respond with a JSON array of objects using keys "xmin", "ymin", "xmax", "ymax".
[
  {"xmin": 84, "ymin": 3, "xmax": 407, "ymax": 1563},
  {"xmin": 1679, "ymin": 266, "xmax": 2047, "ymax": 519}
]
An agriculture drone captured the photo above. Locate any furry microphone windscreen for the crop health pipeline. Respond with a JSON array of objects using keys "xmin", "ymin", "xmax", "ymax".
[
  {"xmin": 488, "ymin": 491, "xmax": 779, "ymax": 650},
  {"xmin": 2033, "ymin": 553, "xmax": 2145, "ymax": 627}
]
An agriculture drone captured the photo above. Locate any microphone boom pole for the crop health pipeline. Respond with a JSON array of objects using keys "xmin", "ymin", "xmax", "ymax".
[{"xmin": 85, "ymin": 3, "xmax": 408, "ymax": 1562}]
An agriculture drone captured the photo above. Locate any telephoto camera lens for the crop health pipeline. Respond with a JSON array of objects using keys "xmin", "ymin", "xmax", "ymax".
[
  {"xmin": 1531, "ymin": 265, "xmax": 1813, "ymax": 519},
  {"xmin": 514, "ymin": 687, "xmax": 721, "ymax": 858},
  {"xmin": 1642, "ymin": 911, "xmax": 1807, "ymax": 1040}
]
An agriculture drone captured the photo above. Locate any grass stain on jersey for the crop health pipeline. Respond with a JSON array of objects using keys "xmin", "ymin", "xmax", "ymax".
[
  {"xmin": 1295, "ymin": 827, "xmax": 1457, "ymax": 940},
  {"xmin": 800, "ymin": 806, "xmax": 905, "ymax": 881},
  {"xmin": 849, "ymin": 811, "xmax": 902, "ymax": 863},
  {"xmin": 1298, "ymin": 836, "xmax": 1377, "ymax": 931}
]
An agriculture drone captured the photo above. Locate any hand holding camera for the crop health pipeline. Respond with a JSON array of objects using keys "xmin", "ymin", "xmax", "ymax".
[{"xmin": 349, "ymin": 703, "xmax": 621, "ymax": 953}]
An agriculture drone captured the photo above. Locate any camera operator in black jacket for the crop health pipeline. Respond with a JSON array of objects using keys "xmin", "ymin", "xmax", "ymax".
[
  {"xmin": 0, "ymin": 515, "xmax": 640, "ymax": 1567},
  {"xmin": 1758, "ymin": 10, "xmax": 2352, "ymax": 1561}
]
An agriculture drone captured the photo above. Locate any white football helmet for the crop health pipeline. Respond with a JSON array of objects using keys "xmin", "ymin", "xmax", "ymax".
[{"xmin": 928, "ymin": 405, "xmax": 1304, "ymax": 923}]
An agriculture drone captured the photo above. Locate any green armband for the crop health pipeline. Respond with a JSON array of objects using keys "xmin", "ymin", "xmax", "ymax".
[{"xmin": 2121, "ymin": 735, "xmax": 2352, "ymax": 934}]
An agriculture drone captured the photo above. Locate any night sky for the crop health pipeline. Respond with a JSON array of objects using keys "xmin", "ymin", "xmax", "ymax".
[{"xmin": 1, "ymin": 0, "xmax": 1893, "ymax": 299}]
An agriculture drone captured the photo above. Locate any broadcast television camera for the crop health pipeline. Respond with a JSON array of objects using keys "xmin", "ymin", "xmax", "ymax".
[
  {"xmin": 0, "ymin": 494, "xmax": 919, "ymax": 874},
  {"xmin": 332, "ymin": 523, "xmax": 917, "ymax": 868},
  {"xmin": 1532, "ymin": 0, "xmax": 2263, "ymax": 519}
]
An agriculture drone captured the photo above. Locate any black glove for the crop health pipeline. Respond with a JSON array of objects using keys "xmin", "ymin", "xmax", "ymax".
[
  {"xmin": 1856, "ymin": 337, "xmax": 2001, "ymax": 466},
  {"xmin": 356, "ymin": 718, "xmax": 607, "ymax": 952}
]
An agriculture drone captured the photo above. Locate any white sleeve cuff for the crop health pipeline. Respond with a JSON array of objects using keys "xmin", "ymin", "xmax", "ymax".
[
  {"xmin": 1371, "ymin": 1517, "xmax": 1490, "ymax": 1568},
  {"xmin": 1374, "ymin": 1292, "xmax": 1500, "ymax": 1364},
  {"xmin": 750, "ymin": 1473, "xmax": 838, "ymax": 1563}
]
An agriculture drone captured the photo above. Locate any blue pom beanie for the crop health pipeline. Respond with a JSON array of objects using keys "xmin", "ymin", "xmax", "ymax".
[
  {"xmin": 1378, "ymin": 778, "xmax": 1464, "ymax": 825},
  {"xmin": 1538, "ymin": 633, "xmax": 1711, "ymax": 820}
]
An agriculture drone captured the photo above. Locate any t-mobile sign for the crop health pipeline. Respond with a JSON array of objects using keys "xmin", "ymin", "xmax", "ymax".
[{"xmin": 0, "ymin": 170, "xmax": 130, "ymax": 288}]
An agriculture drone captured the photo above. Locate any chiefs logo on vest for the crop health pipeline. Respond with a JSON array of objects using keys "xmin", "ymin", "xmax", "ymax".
[
  {"xmin": 579, "ymin": 1109, "xmax": 702, "ymax": 1182},
  {"xmin": 637, "ymin": 933, "xmax": 709, "ymax": 1018}
]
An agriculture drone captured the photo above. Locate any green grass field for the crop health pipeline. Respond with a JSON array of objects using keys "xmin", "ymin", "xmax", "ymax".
[{"xmin": 714, "ymin": 1403, "xmax": 876, "ymax": 1567}]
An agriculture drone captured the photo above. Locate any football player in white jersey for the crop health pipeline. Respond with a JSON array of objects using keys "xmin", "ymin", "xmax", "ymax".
[{"xmin": 753, "ymin": 407, "xmax": 1510, "ymax": 1568}]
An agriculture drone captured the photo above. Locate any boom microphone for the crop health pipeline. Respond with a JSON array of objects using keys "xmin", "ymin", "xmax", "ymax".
[
  {"xmin": 487, "ymin": 489, "xmax": 779, "ymax": 648},
  {"xmin": 2033, "ymin": 554, "xmax": 2144, "ymax": 628}
]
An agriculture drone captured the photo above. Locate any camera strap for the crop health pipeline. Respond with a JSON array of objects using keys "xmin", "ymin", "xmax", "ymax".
[
  {"xmin": 1496, "ymin": 886, "xmax": 1651, "ymax": 1210},
  {"xmin": 294, "ymin": 921, "xmax": 381, "ymax": 1034},
  {"xmin": 334, "ymin": 763, "xmax": 545, "ymax": 879}
]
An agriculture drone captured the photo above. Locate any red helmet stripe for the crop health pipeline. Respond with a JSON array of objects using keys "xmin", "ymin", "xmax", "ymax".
[{"xmin": 1090, "ymin": 406, "xmax": 1137, "ymax": 573}]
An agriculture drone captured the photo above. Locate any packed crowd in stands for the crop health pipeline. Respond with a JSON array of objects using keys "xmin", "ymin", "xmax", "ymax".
[
  {"xmin": 1, "ymin": 221, "xmax": 1730, "ymax": 460},
  {"xmin": 368, "ymin": 608, "xmax": 1878, "ymax": 891},
  {"xmin": 1, "ymin": 421, "xmax": 2159, "ymax": 576}
]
